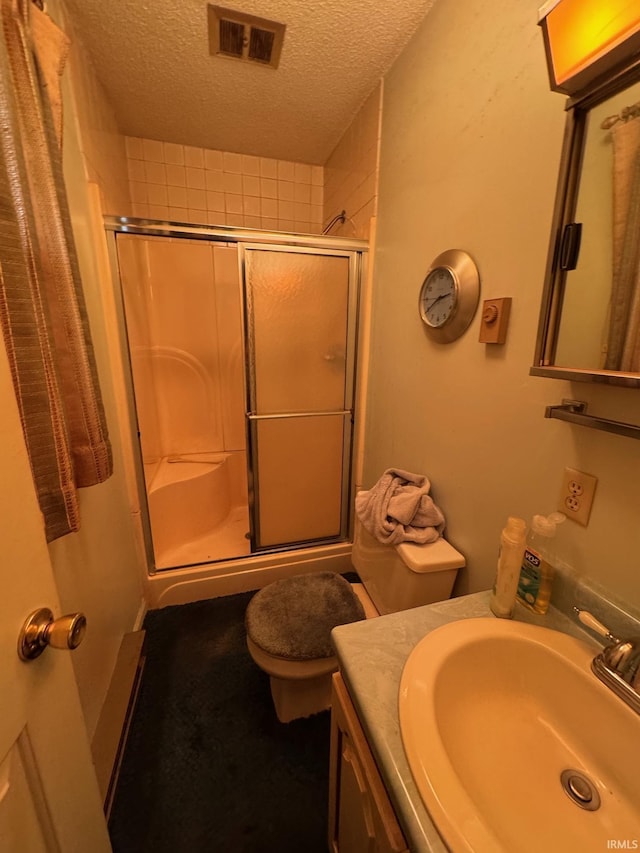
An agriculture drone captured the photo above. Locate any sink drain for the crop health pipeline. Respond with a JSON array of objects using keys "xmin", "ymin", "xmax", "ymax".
[{"xmin": 560, "ymin": 770, "xmax": 601, "ymax": 811}]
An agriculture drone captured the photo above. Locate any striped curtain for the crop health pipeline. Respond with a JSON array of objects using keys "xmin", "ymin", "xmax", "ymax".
[
  {"xmin": 605, "ymin": 113, "xmax": 640, "ymax": 372},
  {"xmin": 0, "ymin": 0, "xmax": 112, "ymax": 541}
]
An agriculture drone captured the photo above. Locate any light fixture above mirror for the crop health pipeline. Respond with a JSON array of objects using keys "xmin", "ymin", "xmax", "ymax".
[{"xmin": 539, "ymin": 0, "xmax": 640, "ymax": 96}]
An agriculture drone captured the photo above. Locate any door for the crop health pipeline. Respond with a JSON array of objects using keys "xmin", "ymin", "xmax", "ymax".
[
  {"xmin": 241, "ymin": 244, "xmax": 359, "ymax": 550},
  {"xmin": 329, "ymin": 674, "xmax": 409, "ymax": 853},
  {"xmin": 0, "ymin": 346, "xmax": 110, "ymax": 850}
]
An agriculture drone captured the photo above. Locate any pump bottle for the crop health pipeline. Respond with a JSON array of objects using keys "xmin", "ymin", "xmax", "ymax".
[
  {"xmin": 516, "ymin": 514, "xmax": 560, "ymax": 614},
  {"xmin": 490, "ymin": 517, "xmax": 527, "ymax": 618}
]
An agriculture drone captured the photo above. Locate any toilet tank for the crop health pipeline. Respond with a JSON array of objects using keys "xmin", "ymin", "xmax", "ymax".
[{"xmin": 352, "ymin": 520, "xmax": 465, "ymax": 615}]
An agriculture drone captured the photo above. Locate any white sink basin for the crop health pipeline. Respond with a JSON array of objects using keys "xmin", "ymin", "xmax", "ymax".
[{"xmin": 399, "ymin": 618, "xmax": 640, "ymax": 853}]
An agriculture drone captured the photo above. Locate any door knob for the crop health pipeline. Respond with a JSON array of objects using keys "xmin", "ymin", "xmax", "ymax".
[{"xmin": 18, "ymin": 608, "xmax": 87, "ymax": 661}]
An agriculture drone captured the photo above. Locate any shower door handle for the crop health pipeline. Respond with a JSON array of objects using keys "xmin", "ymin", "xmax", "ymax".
[{"xmin": 246, "ymin": 410, "xmax": 351, "ymax": 420}]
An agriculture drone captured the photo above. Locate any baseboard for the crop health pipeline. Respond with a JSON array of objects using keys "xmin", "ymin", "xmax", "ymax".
[
  {"xmin": 91, "ymin": 630, "xmax": 146, "ymax": 817},
  {"xmin": 132, "ymin": 595, "xmax": 147, "ymax": 632}
]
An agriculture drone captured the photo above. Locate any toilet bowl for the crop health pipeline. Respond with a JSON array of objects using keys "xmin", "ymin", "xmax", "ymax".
[{"xmin": 245, "ymin": 521, "xmax": 466, "ymax": 722}]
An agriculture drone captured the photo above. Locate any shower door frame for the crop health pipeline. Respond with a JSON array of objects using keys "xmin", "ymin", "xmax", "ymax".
[
  {"xmin": 239, "ymin": 242, "xmax": 361, "ymax": 552},
  {"xmin": 104, "ymin": 217, "xmax": 367, "ymax": 573}
]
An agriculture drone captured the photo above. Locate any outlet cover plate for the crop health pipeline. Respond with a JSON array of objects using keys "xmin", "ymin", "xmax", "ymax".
[{"xmin": 559, "ymin": 467, "xmax": 597, "ymax": 526}]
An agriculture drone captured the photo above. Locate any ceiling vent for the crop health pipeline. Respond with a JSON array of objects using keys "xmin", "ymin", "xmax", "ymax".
[{"xmin": 208, "ymin": 5, "xmax": 286, "ymax": 69}]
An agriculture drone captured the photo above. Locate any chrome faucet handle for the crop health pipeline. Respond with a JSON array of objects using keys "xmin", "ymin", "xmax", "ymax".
[
  {"xmin": 601, "ymin": 637, "xmax": 640, "ymax": 686},
  {"xmin": 573, "ymin": 607, "xmax": 640, "ymax": 684},
  {"xmin": 573, "ymin": 607, "xmax": 620, "ymax": 644},
  {"xmin": 592, "ymin": 643, "xmax": 640, "ymax": 715},
  {"xmin": 576, "ymin": 606, "xmax": 640, "ymax": 714}
]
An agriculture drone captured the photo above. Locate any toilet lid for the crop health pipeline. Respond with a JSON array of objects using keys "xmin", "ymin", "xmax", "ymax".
[{"xmin": 245, "ymin": 572, "xmax": 365, "ymax": 660}]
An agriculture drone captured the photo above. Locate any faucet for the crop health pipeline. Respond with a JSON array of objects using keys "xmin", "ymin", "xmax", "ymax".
[{"xmin": 574, "ymin": 607, "xmax": 640, "ymax": 715}]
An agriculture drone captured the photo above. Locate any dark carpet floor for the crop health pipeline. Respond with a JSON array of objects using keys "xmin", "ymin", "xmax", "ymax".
[{"xmin": 108, "ymin": 590, "xmax": 331, "ymax": 853}]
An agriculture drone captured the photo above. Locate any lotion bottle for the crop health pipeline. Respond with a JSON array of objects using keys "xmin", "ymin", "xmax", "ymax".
[
  {"xmin": 490, "ymin": 517, "xmax": 527, "ymax": 618},
  {"xmin": 516, "ymin": 514, "xmax": 558, "ymax": 614}
]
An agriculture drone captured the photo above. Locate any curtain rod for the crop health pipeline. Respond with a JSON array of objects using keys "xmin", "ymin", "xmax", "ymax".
[{"xmin": 601, "ymin": 99, "xmax": 640, "ymax": 129}]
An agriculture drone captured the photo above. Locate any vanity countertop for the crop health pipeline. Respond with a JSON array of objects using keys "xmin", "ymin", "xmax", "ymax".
[{"xmin": 331, "ymin": 591, "xmax": 599, "ymax": 853}]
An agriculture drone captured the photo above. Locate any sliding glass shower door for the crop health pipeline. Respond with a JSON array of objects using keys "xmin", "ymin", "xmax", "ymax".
[
  {"xmin": 109, "ymin": 218, "xmax": 364, "ymax": 571},
  {"xmin": 242, "ymin": 245, "xmax": 359, "ymax": 550}
]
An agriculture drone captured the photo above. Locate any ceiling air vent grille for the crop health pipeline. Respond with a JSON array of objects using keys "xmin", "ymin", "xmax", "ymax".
[
  {"xmin": 208, "ymin": 5, "xmax": 286, "ymax": 69},
  {"xmin": 249, "ymin": 27, "xmax": 275, "ymax": 64},
  {"xmin": 219, "ymin": 18, "xmax": 245, "ymax": 57}
]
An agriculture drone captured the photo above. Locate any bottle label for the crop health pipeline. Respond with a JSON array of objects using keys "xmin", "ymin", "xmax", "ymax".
[{"xmin": 517, "ymin": 547, "xmax": 551, "ymax": 606}]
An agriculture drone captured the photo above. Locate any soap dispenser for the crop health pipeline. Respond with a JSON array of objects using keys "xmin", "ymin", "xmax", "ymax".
[
  {"xmin": 516, "ymin": 514, "xmax": 559, "ymax": 615},
  {"xmin": 490, "ymin": 517, "xmax": 527, "ymax": 618}
]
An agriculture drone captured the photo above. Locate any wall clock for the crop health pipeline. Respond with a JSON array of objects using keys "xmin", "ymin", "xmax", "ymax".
[{"xmin": 418, "ymin": 249, "xmax": 480, "ymax": 343}]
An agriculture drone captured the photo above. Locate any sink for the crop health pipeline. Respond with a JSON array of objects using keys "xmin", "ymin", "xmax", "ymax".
[{"xmin": 399, "ymin": 618, "xmax": 640, "ymax": 853}]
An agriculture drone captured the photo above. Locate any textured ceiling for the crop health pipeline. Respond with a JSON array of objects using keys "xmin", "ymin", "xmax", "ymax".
[{"xmin": 62, "ymin": 0, "xmax": 436, "ymax": 164}]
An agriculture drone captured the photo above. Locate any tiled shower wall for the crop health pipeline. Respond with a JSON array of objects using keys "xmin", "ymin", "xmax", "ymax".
[
  {"xmin": 323, "ymin": 83, "xmax": 382, "ymax": 241},
  {"xmin": 125, "ymin": 137, "xmax": 324, "ymax": 234},
  {"xmin": 124, "ymin": 84, "xmax": 381, "ymax": 238}
]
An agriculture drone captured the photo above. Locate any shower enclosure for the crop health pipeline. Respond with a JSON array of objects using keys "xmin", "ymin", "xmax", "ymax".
[{"xmin": 107, "ymin": 219, "xmax": 365, "ymax": 573}]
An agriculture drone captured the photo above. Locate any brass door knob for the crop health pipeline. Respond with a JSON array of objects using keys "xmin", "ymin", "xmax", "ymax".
[{"xmin": 18, "ymin": 608, "xmax": 87, "ymax": 661}]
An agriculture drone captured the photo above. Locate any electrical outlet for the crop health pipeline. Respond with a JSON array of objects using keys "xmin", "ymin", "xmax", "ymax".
[{"xmin": 559, "ymin": 467, "xmax": 597, "ymax": 526}]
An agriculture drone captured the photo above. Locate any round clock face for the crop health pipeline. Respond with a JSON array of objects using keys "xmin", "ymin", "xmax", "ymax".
[
  {"xmin": 418, "ymin": 249, "xmax": 480, "ymax": 343},
  {"xmin": 419, "ymin": 267, "xmax": 457, "ymax": 328}
]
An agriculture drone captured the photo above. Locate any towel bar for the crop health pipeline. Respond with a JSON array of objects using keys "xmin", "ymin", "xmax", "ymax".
[{"xmin": 545, "ymin": 399, "xmax": 640, "ymax": 440}]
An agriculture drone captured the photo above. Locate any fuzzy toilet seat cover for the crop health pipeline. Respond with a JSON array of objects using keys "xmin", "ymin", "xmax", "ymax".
[{"xmin": 245, "ymin": 572, "xmax": 366, "ymax": 660}]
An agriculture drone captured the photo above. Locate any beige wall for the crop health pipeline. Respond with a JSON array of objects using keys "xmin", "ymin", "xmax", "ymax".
[
  {"xmin": 126, "ymin": 136, "xmax": 324, "ymax": 233},
  {"xmin": 364, "ymin": 0, "xmax": 640, "ymax": 612},
  {"xmin": 59, "ymin": 3, "xmax": 130, "ymax": 215},
  {"xmin": 44, "ymin": 0, "xmax": 144, "ymax": 738},
  {"xmin": 323, "ymin": 83, "xmax": 382, "ymax": 240}
]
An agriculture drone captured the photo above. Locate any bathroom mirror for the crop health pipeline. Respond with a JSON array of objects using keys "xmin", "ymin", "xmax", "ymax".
[{"xmin": 531, "ymin": 56, "xmax": 640, "ymax": 388}]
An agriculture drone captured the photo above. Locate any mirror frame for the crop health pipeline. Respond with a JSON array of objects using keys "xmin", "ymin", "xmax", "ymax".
[{"xmin": 531, "ymin": 54, "xmax": 640, "ymax": 389}]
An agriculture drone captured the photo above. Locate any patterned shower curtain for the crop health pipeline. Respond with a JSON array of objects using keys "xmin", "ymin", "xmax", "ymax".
[
  {"xmin": 0, "ymin": 0, "xmax": 112, "ymax": 541},
  {"xmin": 605, "ymin": 111, "xmax": 640, "ymax": 372}
]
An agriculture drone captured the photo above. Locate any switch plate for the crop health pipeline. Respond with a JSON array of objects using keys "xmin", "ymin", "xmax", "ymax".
[{"xmin": 559, "ymin": 467, "xmax": 597, "ymax": 526}]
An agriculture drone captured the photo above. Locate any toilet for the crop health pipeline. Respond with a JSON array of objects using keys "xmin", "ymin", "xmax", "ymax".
[{"xmin": 245, "ymin": 520, "xmax": 465, "ymax": 722}]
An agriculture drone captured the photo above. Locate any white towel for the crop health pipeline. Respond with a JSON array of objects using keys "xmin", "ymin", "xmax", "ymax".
[{"xmin": 355, "ymin": 468, "xmax": 445, "ymax": 546}]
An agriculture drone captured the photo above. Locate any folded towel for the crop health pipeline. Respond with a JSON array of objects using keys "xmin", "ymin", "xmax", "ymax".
[{"xmin": 355, "ymin": 468, "xmax": 445, "ymax": 546}]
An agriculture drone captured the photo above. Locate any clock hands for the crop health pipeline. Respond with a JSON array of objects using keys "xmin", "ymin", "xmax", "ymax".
[{"xmin": 424, "ymin": 292, "xmax": 452, "ymax": 310}]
